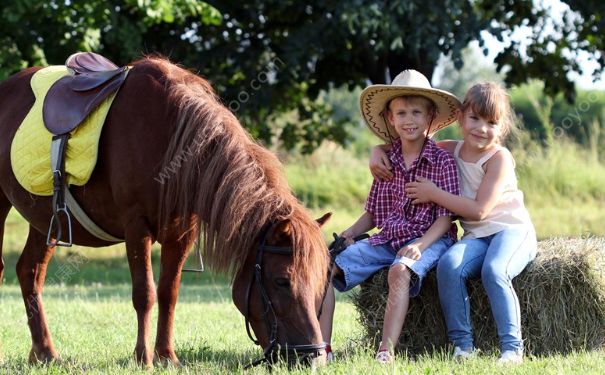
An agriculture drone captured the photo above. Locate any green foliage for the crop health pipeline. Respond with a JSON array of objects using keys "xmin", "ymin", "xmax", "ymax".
[
  {"xmin": 2, "ymin": 1, "xmax": 604, "ymax": 152},
  {"xmin": 435, "ymin": 45, "xmax": 505, "ymax": 99},
  {"xmin": 285, "ymin": 143, "xmax": 372, "ymax": 210},
  {"xmin": 511, "ymin": 82, "xmax": 605, "ymax": 147},
  {"xmin": 515, "ymin": 139, "xmax": 605, "ymax": 202},
  {"xmin": 0, "ymin": 0, "xmax": 221, "ymax": 67}
]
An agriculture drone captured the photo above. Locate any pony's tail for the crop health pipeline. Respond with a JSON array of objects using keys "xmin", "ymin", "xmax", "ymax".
[{"xmin": 0, "ymin": 192, "xmax": 11, "ymax": 285}]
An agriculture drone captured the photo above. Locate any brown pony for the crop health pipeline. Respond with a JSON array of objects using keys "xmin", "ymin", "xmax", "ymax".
[{"xmin": 0, "ymin": 57, "xmax": 330, "ymax": 367}]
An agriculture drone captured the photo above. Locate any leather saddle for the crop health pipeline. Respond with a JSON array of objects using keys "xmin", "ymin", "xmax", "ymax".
[{"xmin": 43, "ymin": 52, "xmax": 128, "ymax": 135}]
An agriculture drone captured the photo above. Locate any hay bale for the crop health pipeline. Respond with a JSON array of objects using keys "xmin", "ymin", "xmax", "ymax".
[{"xmin": 352, "ymin": 237, "xmax": 605, "ymax": 355}]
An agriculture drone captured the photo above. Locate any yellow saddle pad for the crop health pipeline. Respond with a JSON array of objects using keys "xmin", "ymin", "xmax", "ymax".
[{"xmin": 11, "ymin": 66, "xmax": 123, "ymax": 196}]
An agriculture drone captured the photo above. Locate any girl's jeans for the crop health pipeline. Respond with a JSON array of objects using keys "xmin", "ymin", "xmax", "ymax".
[{"xmin": 437, "ymin": 228, "xmax": 537, "ymax": 352}]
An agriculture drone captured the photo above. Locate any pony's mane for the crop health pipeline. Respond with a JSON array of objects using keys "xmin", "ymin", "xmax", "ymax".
[{"xmin": 150, "ymin": 57, "xmax": 328, "ymax": 294}]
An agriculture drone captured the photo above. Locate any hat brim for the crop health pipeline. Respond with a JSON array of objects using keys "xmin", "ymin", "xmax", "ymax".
[{"xmin": 359, "ymin": 86, "xmax": 461, "ymax": 143}]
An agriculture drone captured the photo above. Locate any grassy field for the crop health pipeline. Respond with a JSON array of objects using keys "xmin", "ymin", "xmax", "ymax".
[
  {"xmin": 2, "ymin": 213, "xmax": 605, "ymax": 373},
  {"xmin": 2, "ymin": 282, "xmax": 605, "ymax": 374},
  {"xmin": 2, "ymin": 137, "xmax": 605, "ymax": 373}
]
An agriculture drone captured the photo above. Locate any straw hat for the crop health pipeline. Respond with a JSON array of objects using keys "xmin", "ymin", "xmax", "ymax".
[{"xmin": 359, "ymin": 69, "xmax": 461, "ymax": 142}]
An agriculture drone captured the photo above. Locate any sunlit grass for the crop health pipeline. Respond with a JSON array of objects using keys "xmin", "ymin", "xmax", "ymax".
[{"xmin": 1, "ymin": 282, "xmax": 604, "ymax": 374}]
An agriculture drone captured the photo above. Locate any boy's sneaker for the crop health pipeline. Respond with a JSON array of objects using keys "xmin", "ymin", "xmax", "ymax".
[
  {"xmin": 453, "ymin": 346, "xmax": 477, "ymax": 360},
  {"xmin": 325, "ymin": 344, "xmax": 334, "ymax": 363},
  {"xmin": 498, "ymin": 350, "xmax": 523, "ymax": 365}
]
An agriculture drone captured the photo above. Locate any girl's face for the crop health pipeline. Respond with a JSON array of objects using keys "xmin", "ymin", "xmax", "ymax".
[
  {"xmin": 459, "ymin": 109, "xmax": 502, "ymax": 150},
  {"xmin": 387, "ymin": 97, "xmax": 433, "ymax": 144}
]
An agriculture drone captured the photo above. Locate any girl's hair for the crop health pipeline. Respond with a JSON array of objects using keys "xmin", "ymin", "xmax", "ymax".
[{"xmin": 461, "ymin": 82, "xmax": 517, "ymax": 141}]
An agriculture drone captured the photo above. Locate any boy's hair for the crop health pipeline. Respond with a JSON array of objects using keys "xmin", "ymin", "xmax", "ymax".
[
  {"xmin": 386, "ymin": 95, "xmax": 437, "ymax": 117},
  {"xmin": 461, "ymin": 82, "xmax": 516, "ymax": 141}
]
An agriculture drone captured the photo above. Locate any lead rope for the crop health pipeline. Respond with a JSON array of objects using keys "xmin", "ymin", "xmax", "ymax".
[{"xmin": 317, "ymin": 233, "xmax": 369, "ymax": 319}]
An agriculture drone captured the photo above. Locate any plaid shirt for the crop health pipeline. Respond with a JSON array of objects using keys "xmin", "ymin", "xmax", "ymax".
[{"xmin": 365, "ymin": 139, "xmax": 459, "ymax": 251}]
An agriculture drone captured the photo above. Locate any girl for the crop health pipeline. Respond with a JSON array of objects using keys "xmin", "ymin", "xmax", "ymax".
[{"xmin": 370, "ymin": 82, "xmax": 537, "ymax": 364}]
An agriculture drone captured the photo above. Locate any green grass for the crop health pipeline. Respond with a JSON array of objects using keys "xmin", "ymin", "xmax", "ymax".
[
  {"xmin": 2, "ymin": 212, "xmax": 605, "ymax": 373},
  {"xmin": 1, "ymin": 281, "xmax": 605, "ymax": 374}
]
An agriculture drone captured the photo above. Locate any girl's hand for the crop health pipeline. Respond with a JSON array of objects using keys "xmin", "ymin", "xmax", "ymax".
[
  {"xmin": 406, "ymin": 177, "xmax": 437, "ymax": 204},
  {"xmin": 397, "ymin": 243, "xmax": 421, "ymax": 260},
  {"xmin": 369, "ymin": 146, "xmax": 393, "ymax": 181}
]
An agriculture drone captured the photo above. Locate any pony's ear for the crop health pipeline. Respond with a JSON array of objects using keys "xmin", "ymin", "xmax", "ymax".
[{"xmin": 315, "ymin": 212, "xmax": 332, "ymax": 227}]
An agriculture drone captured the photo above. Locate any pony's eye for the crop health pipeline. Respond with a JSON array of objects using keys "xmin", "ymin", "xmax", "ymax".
[{"xmin": 274, "ymin": 277, "xmax": 291, "ymax": 289}]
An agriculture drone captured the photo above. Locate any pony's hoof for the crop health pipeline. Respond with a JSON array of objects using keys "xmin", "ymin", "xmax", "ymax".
[
  {"xmin": 133, "ymin": 349, "xmax": 154, "ymax": 370},
  {"xmin": 154, "ymin": 353, "xmax": 182, "ymax": 368},
  {"xmin": 28, "ymin": 348, "xmax": 61, "ymax": 364}
]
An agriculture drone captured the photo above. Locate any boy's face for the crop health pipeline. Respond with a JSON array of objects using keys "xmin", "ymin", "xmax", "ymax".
[{"xmin": 387, "ymin": 97, "xmax": 433, "ymax": 143}]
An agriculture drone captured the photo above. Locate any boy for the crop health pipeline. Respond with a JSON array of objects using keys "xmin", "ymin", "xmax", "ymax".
[{"xmin": 319, "ymin": 70, "xmax": 461, "ymax": 363}]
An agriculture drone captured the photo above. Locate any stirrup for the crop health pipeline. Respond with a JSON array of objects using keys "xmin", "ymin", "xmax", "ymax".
[
  {"xmin": 182, "ymin": 243, "xmax": 205, "ymax": 273},
  {"xmin": 46, "ymin": 206, "xmax": 73, "ymax": 247}
]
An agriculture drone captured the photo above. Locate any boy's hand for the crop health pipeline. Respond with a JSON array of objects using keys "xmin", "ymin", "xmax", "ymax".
[
  {"xmin": 398, "ymin": 243, "xmax": 422, "ymax": 260},
  {"xmin": 406, "ymin": 177, "xmax": 437, "ymax": 204},
  {"xmin": 339, "ymin": 229, "xmax": 355, "ymax": 246},
  {"xmin": 370, "ymin": 146, "xmax": 393, "ymax": 181}
]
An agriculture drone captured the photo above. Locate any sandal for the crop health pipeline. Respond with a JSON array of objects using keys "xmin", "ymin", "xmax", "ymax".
[
  {"xmin": 375, "ymin": 349, "xmax": 393, "ymax": 364},
  {"xmin": 325, "ymin": 344, "xmax": 334, "ymax": 363}
]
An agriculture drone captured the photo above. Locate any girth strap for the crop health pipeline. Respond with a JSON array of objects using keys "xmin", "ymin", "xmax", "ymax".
[{"xmin": 47, "ymin": 138, "xmax": 123, "ymax": 246}]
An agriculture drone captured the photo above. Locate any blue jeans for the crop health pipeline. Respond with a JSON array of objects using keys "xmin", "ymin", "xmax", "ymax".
[
  {"xmin": 437, "ymin": 228, "xmax": 537, "ymax": 352},
  {"xmin": 333, "ymin": 237, "xmax": 453, "ymax": 296}
]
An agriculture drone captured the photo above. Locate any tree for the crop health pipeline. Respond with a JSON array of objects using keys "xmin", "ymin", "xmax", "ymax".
[
  {"xmin": 1, "ymin": 0, "xmax": 603, "ymax": 151},
  {"xmin": 0, "ymin": 0, "xmax": 221, "ymax": 77}
]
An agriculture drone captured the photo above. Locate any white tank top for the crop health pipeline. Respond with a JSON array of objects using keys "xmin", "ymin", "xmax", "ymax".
[{"xmin": 454, "ymin": 141, "xmax": 534, "ymax": 239}]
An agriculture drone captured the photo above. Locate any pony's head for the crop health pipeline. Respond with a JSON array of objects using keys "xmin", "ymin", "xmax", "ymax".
[{"xmin": 232, "ymin": 212, "xmax": 331, "ymax": 366}]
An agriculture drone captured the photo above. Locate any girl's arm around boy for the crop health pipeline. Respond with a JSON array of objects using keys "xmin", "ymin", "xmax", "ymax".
[{"xmin": 406, "ymin": 150, "xmax": 514, "ymax": 221}]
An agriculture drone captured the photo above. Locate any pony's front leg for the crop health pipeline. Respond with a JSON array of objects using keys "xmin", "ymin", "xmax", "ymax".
[
  {"xmin": 125, "ymin": 219, "xmax": 156, "ymax": 368},
  {"xmin": 0, "ymin": 193, "xmax": 12, "ymax": 284},
  {"xmin": 16, "ymin": 227, "xmax": 58, "ymax": 363},
  {"xmin": 153, "ymin": 239, "xmax": 191, "ymax": 366}
]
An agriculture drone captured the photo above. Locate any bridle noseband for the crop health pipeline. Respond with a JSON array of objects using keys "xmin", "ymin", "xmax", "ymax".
[{"xmin": 243, "ymin": 222, "xmax": 326, "ymax": 368}]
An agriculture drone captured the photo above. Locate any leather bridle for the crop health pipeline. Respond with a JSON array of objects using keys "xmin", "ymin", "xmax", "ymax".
[{"xmin": 243, "ymin": 222, "xmax": 326, "ymax": 368}]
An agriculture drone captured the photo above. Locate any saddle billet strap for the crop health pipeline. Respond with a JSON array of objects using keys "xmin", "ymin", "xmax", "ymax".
[
  {"xmin": 47, "ymin": 135, "xmax": 72, "ymax": 247},
  {"xmin": 47, "ymin": 136, "xmax": 123, "ymax": 247}
]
